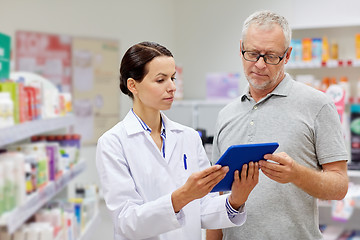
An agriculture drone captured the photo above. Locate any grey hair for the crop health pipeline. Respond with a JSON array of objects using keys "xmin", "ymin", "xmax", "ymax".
[{"xmin": 242, "ymin": 10, "xmax": 292, "ymax": 49}]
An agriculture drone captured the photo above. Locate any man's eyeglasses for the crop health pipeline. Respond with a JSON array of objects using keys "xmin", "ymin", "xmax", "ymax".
[{"xmin": 241, "ymin": 43, "xmax": 289, "ymax": 65}]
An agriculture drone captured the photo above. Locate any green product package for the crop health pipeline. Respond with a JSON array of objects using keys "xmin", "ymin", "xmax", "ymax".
[
  {"xmin": 0, "ymin": 32, "xmax": 11, "ymax": 80},
  {"xmin": 0, "ymin": 82, "xmax": 20, "ymax": 123}
]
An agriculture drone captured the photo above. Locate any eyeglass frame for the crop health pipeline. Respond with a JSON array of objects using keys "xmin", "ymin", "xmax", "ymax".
[{"xmin": 241, "ymin": 42, "xmax": 289, "ymax": 65}]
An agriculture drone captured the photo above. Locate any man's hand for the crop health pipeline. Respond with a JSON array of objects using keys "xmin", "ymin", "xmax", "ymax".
[
  {"xmin": 259, "ymin": 152, "xmax": 299, "ymax": 184},
  {"xmin": 260, "ymin": 152, "xmax": 348, "ymax": 200}
]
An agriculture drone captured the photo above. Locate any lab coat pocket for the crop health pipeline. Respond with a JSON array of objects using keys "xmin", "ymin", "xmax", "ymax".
[{"xmin": 175, "ymin": 153, "xmax": 191, "ymax": 186}]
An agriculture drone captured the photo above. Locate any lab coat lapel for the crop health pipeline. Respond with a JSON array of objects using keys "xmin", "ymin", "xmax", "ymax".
[
  {"xmin": 124, "ymin": 110, "xmax": 185, "ymax": 165},
  {"xmin": 164, "ymin": 129, "xmax": 178, "ymax": 164},
  {"xmin": 161, "ymin": 113, "xmax": 185, "ymax": 164}
]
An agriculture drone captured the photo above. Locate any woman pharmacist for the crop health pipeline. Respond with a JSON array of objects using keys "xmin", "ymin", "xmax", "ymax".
[{"xmin": 96, "ymin": 41, "xmax": 259, "ymax": 240}]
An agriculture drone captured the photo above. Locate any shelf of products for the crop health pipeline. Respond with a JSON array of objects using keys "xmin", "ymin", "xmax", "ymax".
[
  {"xmin": 0, "ymin": 114, "xmax": 75, "ymax": 147},
  {"xmin": 286, "ymin": 25, "xmax": 360, "ymax": 92},
  {"xmin": 319, "ymin": 207, "xmax": 360, "ymax": 231},
  {"xmin": 318, "ymin": 170, "xmax": 360, "ymax": 237},
  {"xmin": 52, "ymin": 209, "xmax": 99, "ymax": 240},
  {"xmin": 0, "ymin": 160, "xmax": 86, "ymax": 234},
  {"xmin": 0, "ymin": 114, "xmax": 83, "ymax": 237},
  {"xmin": 286, "ymin": 59, "xmax": 360, "ymax": 69}
]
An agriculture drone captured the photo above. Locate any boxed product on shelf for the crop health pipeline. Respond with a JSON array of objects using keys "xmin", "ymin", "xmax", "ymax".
[
  {"xmin": 290, "ymin": 39, "xmax": 302, "ymax": 63},
  {"xmin": 0, "ymin": 152, "xmax": 26, "ymax": 216},
  {"xmin": 0, "ymin": 33, "xmax": 11, "ymax": 80},
  {"xmin": 0, "ymin": 91, "xmax": 14, "ymax": 128},
  {"xmin": 10, "ymin": 71, "xmax": 73, "ymax": 120},
  {"xmin": 30, "ymin": 133, "xmax": 82, "ymax": 178},
  {"xmin": 10, "ymin": 143, "xmax": 49, "ymax": 189},
  {"xmin": 322, "ymin": 36, "xmax": 330, "ymax": 62},
  {"xmin": 24, "ymin": 85, "xmax": 41, "ymax": 120},
  {"xmin": 356, "ymin": 33, "xmax": 360, "ymax": 60},
  {"xmin": 31, "ymin": 135, "xmax": 61, "ymax": 181},
  {"xmin": 312, "ymin": 38, "xmax": 323, "ymax": 63},
  {"xmin": 0, "ymin": 73, "xmax": 72, "ymax": 128},
  {"xmin": 330, "ymin": 41, "xmax": 339, "ymax": 60},
  {"xmin": 302, "ymin": 38, "xmax": 312, "ymax": 62},
  {"xmin": 0, "ymin": 81, "xmax": 27, "ymax": 124}
]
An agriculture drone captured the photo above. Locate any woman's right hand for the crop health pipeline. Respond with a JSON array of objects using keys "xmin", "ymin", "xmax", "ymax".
[{"xmin": 171, "ymin": 165, "xmax": 229, "ymax": 213}]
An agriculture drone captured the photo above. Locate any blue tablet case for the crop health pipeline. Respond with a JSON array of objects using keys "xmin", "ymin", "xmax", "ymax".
[{"xmin": 211, "ymin": 142, "xmax": 279, "ymax": 192}]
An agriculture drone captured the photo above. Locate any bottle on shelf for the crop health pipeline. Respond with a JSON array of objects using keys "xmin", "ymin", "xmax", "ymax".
[
  {"xmin": 322, "ymin": 36, "xmax": 330, "ymax": 62},
  {"xmin": 329, "ymin": 77, "xmax": 337, "ymax": 86},
  {"xmin": 302, "ymin": 38, "xmax": 312, "ymax": 62},
  {"xmin": 339, "ymin": 76, "xmax": 350, "ymax": 104},
  {"xmin": 330, "ymin": 41, "xmax": 339, "ymax": 60},
  {"xmin": 320, "ymin": 77, "xmax": 330, "ymax": 92},
  {"xmin": 312, "ymin": 38, "xmax": 322, "ymax": 63},
  {"xmin": 355, "ymin": 33, "xmax": 360, "ymax": 60}
]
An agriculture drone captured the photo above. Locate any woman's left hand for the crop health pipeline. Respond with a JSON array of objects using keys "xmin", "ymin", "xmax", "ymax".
[{"xmin": 229, "ymin": 161, "xmax": 259, "ymax": 209}]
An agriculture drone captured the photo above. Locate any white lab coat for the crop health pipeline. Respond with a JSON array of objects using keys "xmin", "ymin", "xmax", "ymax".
[{"xmin": 96, "ymin": 110, "xmax": 246, "ymax": 240}]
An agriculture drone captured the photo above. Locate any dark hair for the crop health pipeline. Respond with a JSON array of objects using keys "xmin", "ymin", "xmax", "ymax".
[{"xmin": 119, "ymin": 41, "xmax": 173, "ymax": 98}]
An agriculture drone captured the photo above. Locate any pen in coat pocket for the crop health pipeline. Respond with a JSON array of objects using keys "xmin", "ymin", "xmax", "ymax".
[{"xmin": 183, "ymin": 154, "xmax": 187, "ymax": 170}]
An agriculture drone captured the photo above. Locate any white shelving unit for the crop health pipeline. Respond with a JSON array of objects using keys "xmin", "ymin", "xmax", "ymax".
[
  {"xmin": 0, "ymin": 115, "xmax": 75, "ymax": 147},
  {"xmin": 0, "ymin": 115, "xmax": 98, "ymax": 237},
  {"xmin": 53, "ymin": 209, "xmax": 100, "ymax": 240},
  {"xmin": 286, "ymin": 24, "xmax": 360, "ymax": 98},
  {"xmin": 165, "ymin": 99, "xmax": 232, "ymax": 139},
  {"xmin": 287, "ymin": 59, "xmax": 360, "ymax": 69},
  {"xmin": 318, "ymin": 172, "xmax": 360, "ymax": 232}
]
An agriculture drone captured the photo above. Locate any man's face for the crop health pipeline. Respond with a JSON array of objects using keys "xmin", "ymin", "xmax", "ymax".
[{"xmin": 241, "ymin": 24, "xmax": 291, "ymax": 93}]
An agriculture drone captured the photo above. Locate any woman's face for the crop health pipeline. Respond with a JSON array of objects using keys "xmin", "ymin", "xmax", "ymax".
[{"xmin": 133, "ymin": 56, "xmax": 176, "ymax": 111}]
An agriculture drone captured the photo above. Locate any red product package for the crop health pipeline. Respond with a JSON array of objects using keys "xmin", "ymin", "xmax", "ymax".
[{"xmin": 24, "ymin": 86, "xmax": 35, "ymax": 120}]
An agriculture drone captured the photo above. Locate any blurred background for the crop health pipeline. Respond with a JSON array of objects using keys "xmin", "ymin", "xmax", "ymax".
[{"xmin": 1, "ymin": 0, "xmax": 360, "ymax": 239}]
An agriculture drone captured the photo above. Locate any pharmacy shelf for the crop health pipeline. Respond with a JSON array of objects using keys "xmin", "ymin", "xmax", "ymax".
[
  {"xmin": 0, "ymin": 115, "xmax": 75, "ymax": 148},
  {"xmin": 170, "ymin": 99, "xmax": 231, "ymax": 130},
  {"xmin": 78, "ymin": 210, "xmax": 100, "ymax": 240},
  {"xmin": 52, "ymin": 209, "xmax": 100, "ymax": 240},
  {"xmin": 286, "ymin": 59, "xmax": 360, "ymax": 69},
  {"xmin": 319, "ymin": 206, "xmax": 360, "ymax": 231},
  {"xmin": 0, "ymin": 160, "xmax": 86, "ymax": 234}
]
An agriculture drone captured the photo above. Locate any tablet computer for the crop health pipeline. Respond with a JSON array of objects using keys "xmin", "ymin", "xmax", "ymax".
[{"xmin": 211, "ymin": 142, "xmax": 279, "ymax": 192}]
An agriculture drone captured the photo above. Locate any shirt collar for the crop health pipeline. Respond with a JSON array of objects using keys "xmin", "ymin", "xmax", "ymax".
[
  {"xmin": 131, "ymin": 108, "xmax": 152, "ymax": 133},
  {"xmin": 240, "ymin": 73, "xmax": 293, "ymax": 102}
]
